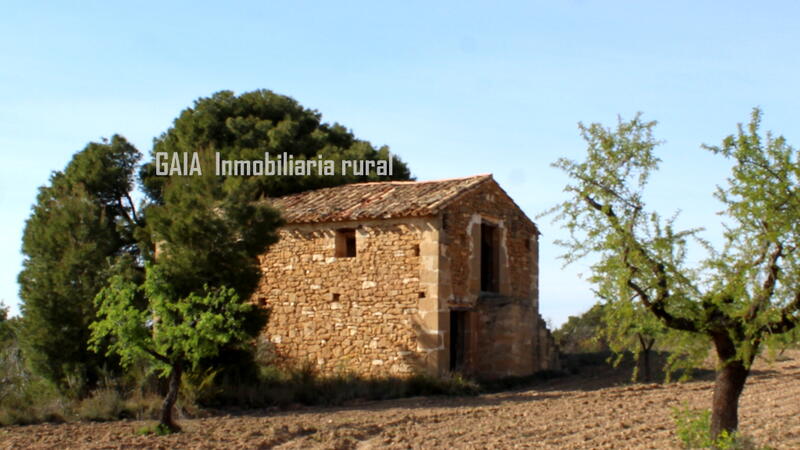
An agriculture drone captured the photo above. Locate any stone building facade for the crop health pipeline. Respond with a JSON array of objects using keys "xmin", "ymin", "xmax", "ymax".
[{"xmin": 254, "ymin": 174, "xmax": 559, "ymax": 379}]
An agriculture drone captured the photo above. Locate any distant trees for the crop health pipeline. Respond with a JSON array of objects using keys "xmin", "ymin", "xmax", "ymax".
[
  {"xmin": 553, "ymin": 303, "xmax": 607, "ymax": 354},
  {"xmin": 547, "ymin": 109, "xmax": 800, "ymax": 439},
  {"xmin": 554, "ymin": 300, "xmax": 666, "ymax": 382},
  {"xmin": 0, "ymin": 302, "xmax": 11, "ymax": 343},
  {"xmin": 0, "ymin": 301, "xmax": 25, "ymax": 405},
  {"xmin": 595, "ymin": 294, "xmax": 667, "ymax": 383}
]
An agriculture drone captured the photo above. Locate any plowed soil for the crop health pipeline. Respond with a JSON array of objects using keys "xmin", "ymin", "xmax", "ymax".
[{"xmin": 3, "ymin": 352, "xmax": 799, "ymax": 449}]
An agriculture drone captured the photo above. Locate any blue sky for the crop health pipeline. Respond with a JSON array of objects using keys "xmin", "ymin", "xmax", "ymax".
[{"xmin": 1, "ymin": 1, "xmax": 798, "ymax": 325}]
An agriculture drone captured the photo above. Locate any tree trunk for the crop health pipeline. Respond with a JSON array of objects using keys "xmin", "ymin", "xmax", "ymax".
[
  {"xmin": 159, "ymin": 362, "xmax": 182, "ymax": 432},
  {"xmin": 638, "ymin": 347, "xmax": 651, "ymax": 382},
  {"xmin": 637, "ymin": 334, "xmax": 655, "ymax": 382},
  {"xmin": 710, "ymin": 334, "xmax": 751, "ymax": 440}
]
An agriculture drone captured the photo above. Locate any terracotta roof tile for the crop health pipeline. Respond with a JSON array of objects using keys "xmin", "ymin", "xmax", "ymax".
[{"xmin": 273, "ymin": 174, "xmax": 493, "ymax": 224}]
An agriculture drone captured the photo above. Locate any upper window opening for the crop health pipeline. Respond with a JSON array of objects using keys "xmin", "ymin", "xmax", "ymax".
[
  {"xmin": 335, "ymin": 228, "xmax": 357, "ymax": 257},
  {"xmin": 480, "ymin": 222, "xmax": 498, "ymax": 292}
]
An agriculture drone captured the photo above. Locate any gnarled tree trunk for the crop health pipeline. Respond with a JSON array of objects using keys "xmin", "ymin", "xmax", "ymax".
[
  {"xmin": 159, "ymin": 362, "xmax": 182, "ymax": 432},
  {"xmin": 710, "ymin": 333, "xmax": 752, "ymax": 440}
]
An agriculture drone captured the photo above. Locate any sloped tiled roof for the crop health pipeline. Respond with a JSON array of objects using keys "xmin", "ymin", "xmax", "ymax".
[{"xmin": 273, "ymin": 174, "xmax": 493, "ymax": 224}]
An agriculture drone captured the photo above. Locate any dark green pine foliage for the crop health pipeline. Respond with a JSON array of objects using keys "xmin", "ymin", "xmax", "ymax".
[
  {"xmin": 18, "ymin": 136, "xmax": 142, "ymax": 391},
  {"xmin": 0, "ymin": 302, "xmax": 11, "ymax": 344},
  {"xmin": 140, "ymin": 89, "xmax": 412, "ymax": 202},
  {"xmin": 144, "ymin": 164, "xmax": 283, "ymax": 314}
]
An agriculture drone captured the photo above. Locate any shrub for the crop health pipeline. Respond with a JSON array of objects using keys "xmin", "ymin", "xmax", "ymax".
[
  {"xmin": 122, "ymin": 392, "xmax": 163, "ymax": 420},
  {"xmin": 77, "ymin": 388, "xmax": 124, "ymax": 421},
  {"xmin": 672, "ymin": 404, "xmax": 772, "ymax": 449},
  {"xmin": 137, "ymin": 423, "xmax": 175, "ymax": 436},
  {"xmin": 0, "ymin": 376, "xmax": 68, "ymax": 426}
]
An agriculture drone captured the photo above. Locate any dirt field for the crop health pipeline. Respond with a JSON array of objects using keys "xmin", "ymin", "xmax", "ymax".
[{"xmin": 2, "ymin": 353, "xmax": 800, "ymax": 449}]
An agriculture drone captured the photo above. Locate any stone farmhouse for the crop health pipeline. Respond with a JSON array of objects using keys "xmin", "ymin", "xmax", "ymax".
[{"xmin": 254, "ymin": 174, "xmax": 559, "ymax": 379}]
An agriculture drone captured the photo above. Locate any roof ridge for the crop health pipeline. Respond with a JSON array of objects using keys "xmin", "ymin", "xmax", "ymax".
[
  {"xmin": 276, "ymin": 174, "xmax": 493, "ymax": 200},
  {"xmin": 272, "ymin": 174, "xmax": 498, "ymax": 224},
  {"xmin": 325, "ymin": 173, "xmax": 492, "ymax": 187}
]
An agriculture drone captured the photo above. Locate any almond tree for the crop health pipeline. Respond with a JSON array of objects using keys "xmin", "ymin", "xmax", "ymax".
[
  {"xmin": 547, "ymin": 109, "xmax": 800, "ymax": 439},
  {"xmin": 90, "ymin": 266, "xmax": 254, "ymax": 432},
  {"xmin": 596, "ymin": 294, "xmax": 666, "ymax": 382},
  {"xmin": 90, "ymin": 161, "xmax": 280, "ymax": 432}
]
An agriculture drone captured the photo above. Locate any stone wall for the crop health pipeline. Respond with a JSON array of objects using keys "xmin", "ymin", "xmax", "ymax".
[
  {"xmin": 439, "ymin": 181, "xmax": 539, "ymax": 307},
  {"xmin": 254, "ymin": 217, "xmax": 439, "ymax": 377},
  {"xmin": 254, "ymin": 178, "xmax": 559, "ymax": 379},
  {"xmin": 469, "ymin": 295, "xmax": 560, "ymax": 378},
  {"xmin": 436, "ymin": 180, "xmax": 559, "ymax": 377}
]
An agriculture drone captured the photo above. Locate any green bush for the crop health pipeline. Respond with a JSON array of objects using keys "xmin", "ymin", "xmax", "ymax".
[
  {"xmin": 673, "ymin": 405, "xmax": 712, "ymax": 448},
  {"xmin": 672, "ymin": 404, "xmax": 771, "ymax": 449},
  {"xmin": 137, "ymin": 423, "xmax": 175, "ymax": 436}
]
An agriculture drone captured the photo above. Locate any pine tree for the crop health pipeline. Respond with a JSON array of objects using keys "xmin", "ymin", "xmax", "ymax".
[
  {"xmin": 18, "ymin": 136, "xmax": 141, "ymax": 391},
  {"xmin": 140, "ymin": 89, "xmax": 412, "ymax": 202}
]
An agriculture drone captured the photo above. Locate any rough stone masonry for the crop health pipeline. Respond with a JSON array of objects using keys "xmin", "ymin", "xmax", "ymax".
[{"xmin": 254, "ymin": 174, "xmax": 559, "ymax": 379}]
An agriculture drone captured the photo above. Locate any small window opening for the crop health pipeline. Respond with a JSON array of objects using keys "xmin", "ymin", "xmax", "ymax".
[
  {"xmin": 525, "ymin": 238, "xmax": 531, "ymax": 250},
  {"xmin": 418, "ymin": 291, "xmax": 426, "ymax": 298},
  {"xmin": 335, "ymin": 228, "xmax": 357, "ymax": 257},
  {"xmin": 413, "ymin": 244, "xmax": 420, "ymax": 256},
  {"xmin": 257, "ymin": 297, "xmax": 267, "ymax": 307},
  {"xmin": 332, "ymin": 293, "xmax": 340, "ymax": 302}
]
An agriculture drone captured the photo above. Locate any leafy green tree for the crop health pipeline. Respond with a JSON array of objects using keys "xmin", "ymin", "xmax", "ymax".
[
  {"xmin": 140, "ymin": 89, "xmax": 412, "ymax": 202},
  {"xmin": 547, "ymin": 109, "xmax": 800, "ymax": 438},
  {"xmin": 18, "ymin": 136, "xmax": 141, "ymax": 391},
  {"xmin": 90, "ymin": 265, "xmax": 255, "ymax": 431},
  {"xmin": 596, "ymin": 294, "xmax": 665, "ymax": 382},
  {"xmin": 93, "ymin": 151, "xmax": 280, "ymax": 431}
]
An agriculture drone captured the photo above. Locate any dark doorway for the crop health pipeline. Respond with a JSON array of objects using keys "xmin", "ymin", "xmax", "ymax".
[
  {"xmin": 480, "ymin": 223, "xmax": 498, "ymax": 292},
  {"xmin": 450, "ymin": 310, "xmax": 467, "ymax": 371}
]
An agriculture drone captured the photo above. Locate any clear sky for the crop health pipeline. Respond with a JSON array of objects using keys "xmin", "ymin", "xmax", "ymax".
[{"xmin": 1, "ymin": 1, "xmax": 798, "ymax": 325}]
